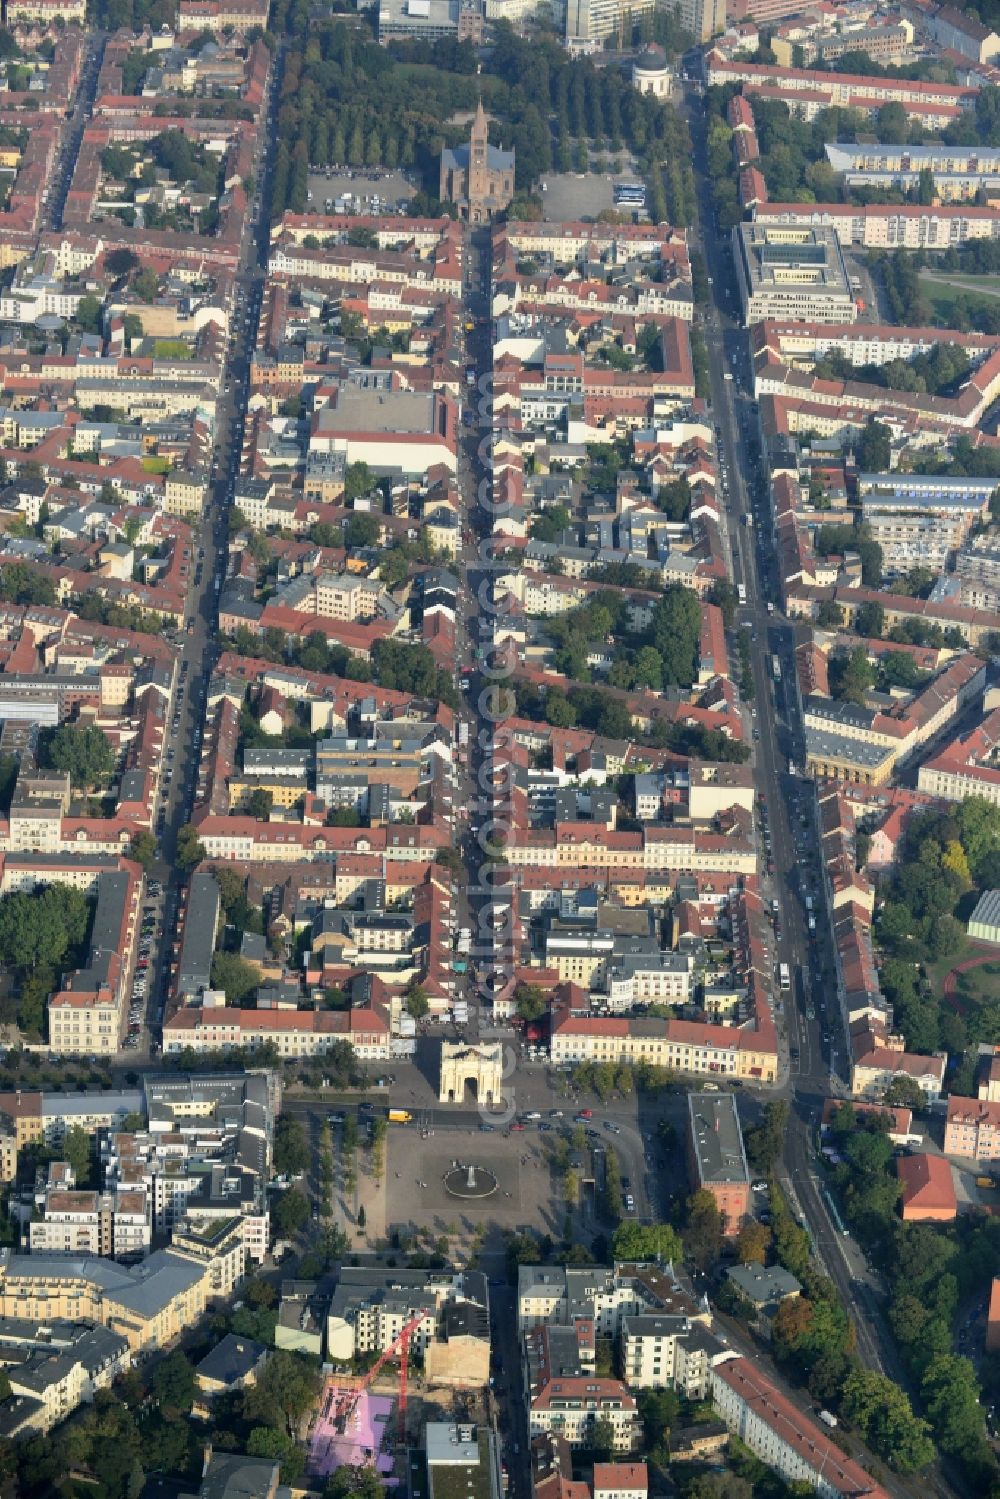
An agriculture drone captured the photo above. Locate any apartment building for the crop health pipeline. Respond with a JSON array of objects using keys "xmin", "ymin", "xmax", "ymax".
[
  {"xmin": 825, "ymin": 142, "xmax": 1000, "ymax": 203},
  {"xmin": 29, "ymin": 1189, "xmax": 113, "ymax": 1257},
  {"xmin": 0, "ymin": 1244, "xmax": 218, "ymax": 1354},
  {"xmin": 918, "ymin": 707, "xmax": 1000, "ymax": 807},
  {"xmin": 516, "ymin": 1262, "xmax": 711, "ymax": 1339},
  {"xmin": 943, "ymin": 1095, "xmax": 1000, "ymax": 1162},
  {"xmin": 426, "ymin": 1424, "xmax": 501, "ymax": 1499},
  {"xmin": 593, "ymin": 1464, "xmax": 649, "ymax": 1499},
  {"xmin": 163, "ymin": 997, "xmax": 392, "ymax": 1060},
  {"xmin": 857, "ymin": 474, "xmax": 993, "ymax": 575},
  {"xmin": 680, "ymin": 0, "xmax": 725, "ymax": 42},
  {"xmin": 705, "ymin": 55, "xmax": 975, "ymax": 113},
  {"xmin": 177, "ymin": 872, "xmax": 221, "ymax": 999},
  {"xmin": 621, "ymin": 1313, "xmax": 720, "ymax": 1397},
  {"xmin": 275, "ymin": 572, "xmax": 386, "ymax": 624},
  {"xmin": 548, "ymin": 995, "xmax": 778, "ymax": 1086},
  {"xmin": 686, "ymin": 1092, "xmax": 751, "ymax": 1236},
  {"xmin": 711, "ymin": 1357, "xmax": 890, "ymax": 1499},
  {"xmin": 804, "ymin": 654, "xmax": 987, "ymax": 787},
  {"xmin": 2, "ymin": 1324, "xmax": 127, "ymax": 1434},
  {"xmin": 956, "ymin": 534, "xmax": 1000, "ymax": 612},
  {"xmin": 7, "ymin": 771, "xmax": 70, "ymax": 853},
  {"xmin": 850, "ymin": 1015, "xmax": 946, "ymax": 1103},
  {"xmin": 528, "ymin": 1370, "xmax": 638, "ymax": 1452},
  {"xmin": 170, "ymin": 1218, "xmax": 247, "ymax": 1301},
  {"xmin": 564, "ymin": 0, "xmax": 657, "ymax": 51},
  {"xmin": 47, "ymin": 864, "xmax": 144, "ymax": 1058},
  {"xmin": 0, "ymin": 1088, "xmax": 143, "ymax": 1149},
  {"xmin": 752, "ymin": 202, "xmax": 1000, "ymax": 251}
]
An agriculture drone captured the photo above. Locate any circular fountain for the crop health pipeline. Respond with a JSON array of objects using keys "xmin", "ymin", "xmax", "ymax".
[{"xmin": 443, "ymin": 1162, "xmax": 500, "ymax": 1199}]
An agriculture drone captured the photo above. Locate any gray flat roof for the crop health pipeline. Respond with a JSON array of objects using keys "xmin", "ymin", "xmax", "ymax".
[
  {"xmin": 687, "ymin": 1091, "xmax": 749, "ymax": 1186},
  {"xmin": 178, "ymin": 872, "xmax": 221, "ymax": 995},
  {"xmin": 804, "ymin": 725, "xmax": 894, "ymax": 769},
  {"xmin": 317, "ymin": 386, "xmax": 436, "ymax": 436}
]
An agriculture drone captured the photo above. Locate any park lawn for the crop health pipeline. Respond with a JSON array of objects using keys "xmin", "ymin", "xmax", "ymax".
[
  {"xmin": 926, "ymin": 935, "xmax": 979, "ymax": 995},
  {"xmin": 153, "ymin": 338, "xmax": 192, "ymax": 359},
  {"xmin": 141, "ymin": 456, "xmax": 171, "ymax": 475},
  {"xmin": 953, "ymin": 962, "xmax": 1000, "ymax": 1008},
  {"xmin": 919, "ymin": 271, "xmax": 1000, "ymax": 320},
  {"xmin": 920, "ymin": 271, "xmax": 1000, "ymax": 295}
]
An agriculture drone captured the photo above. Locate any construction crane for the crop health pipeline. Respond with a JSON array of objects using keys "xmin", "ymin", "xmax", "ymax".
[{"xmin": 331, "ymin": 1309, "xmax": 430, "ymax": 1447}]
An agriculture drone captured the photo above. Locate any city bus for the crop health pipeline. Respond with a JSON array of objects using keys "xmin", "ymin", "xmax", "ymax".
[
  {"xmin": 771, "ymin": 654, "xmax": 782, "ymax": 683},
  {"xmin": 614, "ymin": 183, "xmax": 647, "ymax": 206},
  {"xmin": 778, "ymin": 963, "xmax": 791, "ymax": 992}
]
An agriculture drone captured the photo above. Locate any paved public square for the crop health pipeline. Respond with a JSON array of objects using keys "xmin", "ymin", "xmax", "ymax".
[{"xmin": 383, "ymin": 1131, "xmax": 564, "ymax": 1242}]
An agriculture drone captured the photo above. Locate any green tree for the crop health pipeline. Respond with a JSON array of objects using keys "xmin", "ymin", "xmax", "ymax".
[
  {"xmin": 638, "ymin": 1386, "xmax": 679, "ymax": 1450},
  {"xmin": 921, "ymin": 1353, "xmax": 987, "ymax": 1457},
  {"xmin": 128, "ymin": 830, "xmax": 157, "ymax": 871},
  {"xmin": 0, "ymin": 883, "xmax": 90, "ymax": 978},
  {"xmin": 62, "ymin": 1124, "xmax": 93, "ymax": 1187},
  {"xmin": 736, "ymin": 1219, "xmax": 771, "ymax": 1265},
  {"xmin": 345, "ymin": 512, "xmax": 380, "ymax": 549},
  {"xmin": 857, "ymin": 418, "xmax": 892, "ymax": 471},
  {"xmin": 841, "ymin": 1366, "xmax": 935, "ymax": 1471},
  {"xmin": 0, "ymin": 753, "xmax": 17, "ymax": 814},
  {"xmin": 176, "ymin": 823, "xmax": 205, "ymax": 872},
  {"xmin": 325, "ymin": 1465, "xmax": 383, "ymax": 1499},
  {"xmin": 132, "ymin": 265, "xmax": 160, "ymax": 301},
  {"xmin": 745, "ymin": 1101, "xmax": 788, "ymax": 1173},
  {"xmin": 272, "ymin": 1187, "xmax": 310, "ymax": 1238},
  {"xmin": 610, "ymin": 1220, "xmax": 682, "ymax": 1263},
  {"xmin": 274, "ymin": 1116, "xmax": 310, "ymax": 1176},
  {"xmin": 651, "ymin": 584, "xmax": 702, "ymax": 688},
  {"xmin": 344, "ymin": 462, "xmax": 375, "ymax": 503},
  {"xmin": 105, "ymin": 247, "xmax": 139, "ymax": 279},
  {"xmin": 956, "ymin": 797, "xmax": 1000, "ymax": 884},
  {"xmin": 883, "ymin": 1075, "xmax": 925, "ymax": 1111},
  {"xmin": 246, "ymin": 1427, "xmax": 306, "ymax": 1483},
  {"xmin": 683, "ymin": 1188, "xmax": 722, "ymax": 1270},
  {"xmin": 514, "ymin": 982, "xmax": 546, "ymax": 1022},
  {"xmin": 0, "ymin": 562, "xmax": 55, "ymax": 606},
  {"xmin": 247, "ymin": 788, "xmax": 274, "ymax": 820},
  {"xmin": 209, "ymin": 951, "xmax": 260, "ymax": 1005},
  {"xmin": 588, "ymin": 1414, "xmax": 616, "ymax": 1458},
  {"xmin": 150, "ymin": 1350, "xmax": 196, "ymax": 1416},
  {"xmin": 75, "ymin": 294, "xmax": 104, "ymax": 334},
  {"xmin": 405, "ymin": 984, "xmax": 429, "ymax": 1019},
  {"xmin": 830, "ymin": 645, "xmax": 876, "ymax": 705},
  {"xmin": 38, "ymin": 723, "xmax": 114, "ymax": 788},
  {"xmin": 242, "ymin": 1349, "xmax": 322, "ymax": 1438}
]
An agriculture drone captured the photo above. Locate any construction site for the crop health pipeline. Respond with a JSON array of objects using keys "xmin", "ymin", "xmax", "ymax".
[{"xmin": 307, "ymin": 1309, "xmax": 491, "ymax": 1483}]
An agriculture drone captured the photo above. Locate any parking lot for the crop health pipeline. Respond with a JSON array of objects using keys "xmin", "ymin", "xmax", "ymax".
[
  {"xmin": 540, "ymin": 156, "xmax": 646, "ymax": 222},
  {"xmin": 307, "ymin": 168, "xmax": 418, "ymax": 214}
]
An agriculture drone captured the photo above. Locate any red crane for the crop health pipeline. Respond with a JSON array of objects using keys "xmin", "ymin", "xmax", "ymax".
[{"xmin": 330, "ymin": 1309, "xmax": 429, "ymax": 1447}]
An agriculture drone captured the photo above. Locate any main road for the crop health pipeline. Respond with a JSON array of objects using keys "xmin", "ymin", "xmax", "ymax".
[
  {"xmin": 685, "ymin": 92, "xmax": 904, "ymax": 1381},
  {"xmin": 142, "ymin": 48, "xmax": 284, "ymax": 1052},
  {"xmin": 685, "ymin": 83, "xmax": 957, "ymax": 1499}
]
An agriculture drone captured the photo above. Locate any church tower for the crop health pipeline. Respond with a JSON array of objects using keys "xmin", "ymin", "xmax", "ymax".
[{"xmin": 468, "ymin": 98, "xmax": 490, "ymax": 210}]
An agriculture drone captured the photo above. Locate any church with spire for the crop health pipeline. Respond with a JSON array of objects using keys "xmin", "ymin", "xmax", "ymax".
[{"xmin": 439, "ymin": 100, "xmax": 515, "ymax": 223}]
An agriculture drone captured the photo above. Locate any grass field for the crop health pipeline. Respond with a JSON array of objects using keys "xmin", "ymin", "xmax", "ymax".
[
  {"xmin": 919, "ymin": 271, "xmax": 1000, "ymax": 320},
  {"xmin": 952, "ymin": 961, "xmax": 1000, "ymax": 1007}
]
